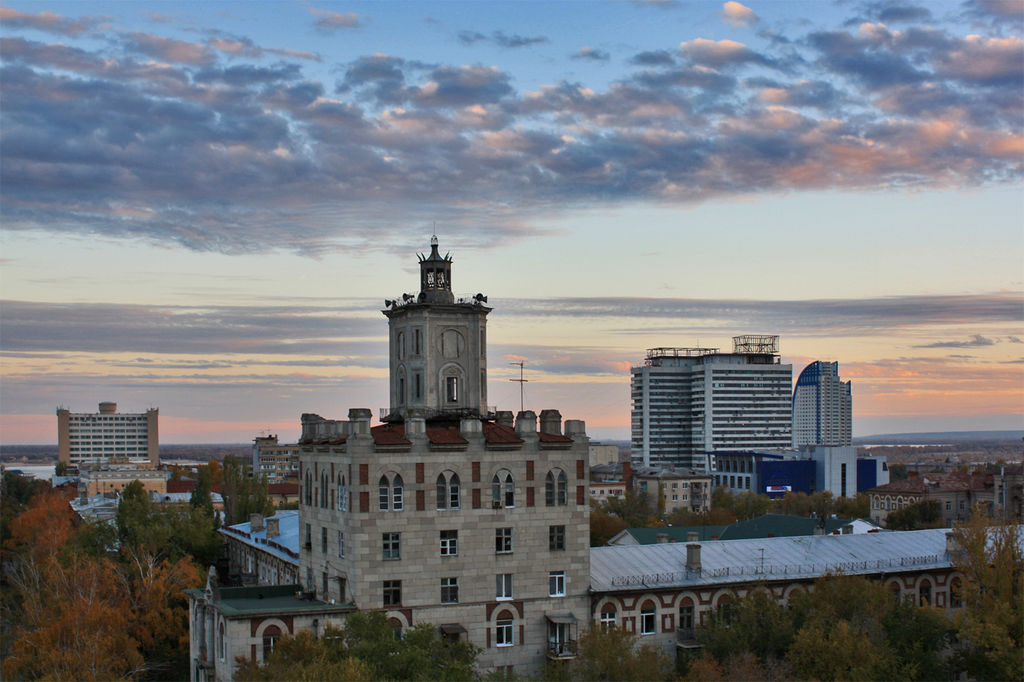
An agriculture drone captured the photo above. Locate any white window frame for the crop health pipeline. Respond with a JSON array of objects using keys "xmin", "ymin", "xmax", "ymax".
[
  {"xmin": 495, "ymin": 527, "xmax": 513, "ymax": 554},
  {"xmin": 548, "ymin": 571, "xmax": 566, "ymax": 597},
  {"xmin": 496, "ymin": 617, "xmax": 513, "ymax": 647},
  {"xmin": 440, "ymin": 530, "xmax": 458, "ymax": 556},
  {"xmin": 640, "ymin": 608, "xmax": 656, "ymax": 635},
  {"xmin": 496, "ymin": 573, "xmax": 513, "ymax": 601}
]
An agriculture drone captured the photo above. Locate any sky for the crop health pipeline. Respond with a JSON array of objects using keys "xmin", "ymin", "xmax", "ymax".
[{"xmin": 1, "ymin": 0, "xmax": 1022, "ymax": 445}]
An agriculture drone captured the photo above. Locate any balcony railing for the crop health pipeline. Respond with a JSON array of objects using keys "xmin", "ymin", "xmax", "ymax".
[{"xmin": 547, "ymin": 640, "xmax": 578, "ymax": 659}]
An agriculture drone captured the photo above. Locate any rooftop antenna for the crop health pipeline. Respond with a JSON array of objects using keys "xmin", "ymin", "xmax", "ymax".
[{"xmin": 509, "ymin": 361, "xmax": 528, "ymax": 413}]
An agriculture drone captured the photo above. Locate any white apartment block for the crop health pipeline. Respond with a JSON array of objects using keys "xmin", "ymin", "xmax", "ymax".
[
  {"xmin": 57, "ymin": 402, "xmax": 159, "ymax": 470},
  {"xmin": 631, "ymin": 337, "xmax": 792, "ymax": 470},
  {"xmin": 792, "ymin": 360, "xmax": 852, "ymax": 446}
]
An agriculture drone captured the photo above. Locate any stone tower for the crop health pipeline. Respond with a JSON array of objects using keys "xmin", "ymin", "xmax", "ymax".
[{"xmin": 383, "ymin": 236, "xmax": 490, "ymax": 421}]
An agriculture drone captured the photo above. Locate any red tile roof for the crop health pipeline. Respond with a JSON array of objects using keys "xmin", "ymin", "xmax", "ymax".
[
  {"xmin": 371, "ymin": 423, "xmax": 411, "ymax": 446},
  {"xmin": 268, "ymin": 483, "xmax": 299, "ymax": 495},
  {"xmin": 538, "ymin": 431, "xmax": 572, "ymax": 443},
  {"xmin": 167, "ymin": 480, "xmax": 196, "ymax": 494},
  {"xmin": 425, "ymin": 424, "xmax": 468, "ymax": 445},
  {"xmin": 481, "ymin": 421, "xmax": 524, "ymax": 445}
]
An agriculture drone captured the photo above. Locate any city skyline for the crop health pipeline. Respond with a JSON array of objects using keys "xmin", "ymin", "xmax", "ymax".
[{"xmin": 1, "ymin": 1, "xmax": 1022, "ymax": 444}]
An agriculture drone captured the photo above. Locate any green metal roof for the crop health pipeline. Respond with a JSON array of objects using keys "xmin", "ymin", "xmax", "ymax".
[
  {"xmin": 716, "ymin": 514, "xmax": 855, "ymax": 540},
  {"xmin": 623, "ymin": 525, "xmax": 729, "ymax": 544},
  {"xmin": 185, "ymin": 584, "xmax": 354, "ymax": 618}
]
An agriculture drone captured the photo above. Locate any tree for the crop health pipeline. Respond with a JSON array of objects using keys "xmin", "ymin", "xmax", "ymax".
[
  {"xmin": 699, "ymin": 587, "xmax": 793, "ymax": 664},
  {"xmin": 221, "ymin": 456, "xmax": 274, "ymax": 526},
  {"xmin": 885, "ymin": 499, "xmax": 943, "ymax": 530},
  {"xmin": 237, "ymin": 613, "xmax": 480, "ymax": 682},
  {"xmin": 600, "ymin": 489, "xmax": 659, "ymax": 528},
  {"xmin": 569, "ymin": 625, "xmax": 671, "ymax": 681},
  {"xmin": 589, "ymin": 506, "xmax": 627, "ymax": 546},
  {"xmin": 950, "ymin": 511, "xmax": 1024, "ymax": 680},
  {"xmin": 54, "ymin": 459, "xmax": 69, "ymax": 476}
]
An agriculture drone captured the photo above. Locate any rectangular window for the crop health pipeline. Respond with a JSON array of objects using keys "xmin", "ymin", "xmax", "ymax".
[
  {"xmin": 496, "ymin": 617, "xmax": 513, "ymax": 647},
  {"xmin": 321, "ymin": 526, "xmax": 328, "ymax": 553},
  {"xmin": 415, "ymin": 373, "xmax": 421, "ymax": 399},
  {"xmin": 446, "ymin": 376, "xmax": 459, "ymax": 402},
  {"xmin": 322, "ymin": 571, "xmax": 328, "ymax": 597},
  {"xmin": 337, "ymin": 531, "xmax": 345, "ymax": 558},
  {"xmin": 440, "ymin": 530, "xmax": 458, "ymax": 556},
  {"xmin": 414, "ymin": 329, "xmax": 421, "ymax": 355},
  {"xmin": 548, "ymin": 571, "xmax": 565, "ymax": 597},
  {"xmin": 496, "ymin": 573, "xmax": 513, "ymax": 600},
  {"xmin": 383, "ymin": 532, "xmax": 400, "ymax": 560},
  {"xmin": 304, "ymin": 523, "xmax": 312, "ymax": 549},
  {"xmin": 495, "ymin": 527, "xmax": 513, "ymax": 553},
  {"xmin": 441, "ymin": 577, "xmax": 458, "ymax": 604},
  {"xmin": 383, "ymin": 580, "xmax": 401, "ymax": 606},
  {"xmin": 549, "ymin": 525, "xmax": 565, "ymax": 551}
]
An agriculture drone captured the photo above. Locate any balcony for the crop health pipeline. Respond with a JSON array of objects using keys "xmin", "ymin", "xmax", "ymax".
[{"xmin": 546, "ymin": 639, "xmax": 578, "ymax": 660}]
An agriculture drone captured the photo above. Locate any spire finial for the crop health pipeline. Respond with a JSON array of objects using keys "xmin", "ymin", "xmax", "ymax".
[{"xmin": 431, "ymin": 234, "xmax": 438, "ymax": 247}]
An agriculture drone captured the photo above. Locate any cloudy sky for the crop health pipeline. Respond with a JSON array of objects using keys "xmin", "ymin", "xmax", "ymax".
[{"xmin": 1, "ymin": 0, "xmax": 1022, "ymax": 444}]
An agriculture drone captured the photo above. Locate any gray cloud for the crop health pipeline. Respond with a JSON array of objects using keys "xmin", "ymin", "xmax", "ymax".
[
  {"xmin": 915, "ymin": 334, "xmax": 999, "ymax": 348},
  {"xmin": 0, "ymin": 8, "xmax": 1021, "ymax": 254},
  {"xmin": 458, "ymin": 30, "xmax": 548, "ymax": 48},
  {"xmin": 310, "ymin": 9, "xmax": 361, "ymax": 32},
  {"xmin": 0, "ymin": 6, "xmax": 104, "ymax": 36},
  {"xmin": 572, "ymin": 47, "xmax": 610, "ymax": 61}
]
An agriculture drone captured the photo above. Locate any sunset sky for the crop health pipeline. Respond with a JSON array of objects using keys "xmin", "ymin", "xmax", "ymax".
[{"xmin": 1, "ymin": 1, "xmax": 1022, "ymax": 444}]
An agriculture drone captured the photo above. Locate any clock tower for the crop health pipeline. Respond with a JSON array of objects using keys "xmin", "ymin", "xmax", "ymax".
[{"xmin": 382, "ymin": 237, "xmax": 490, "ymax": 421}]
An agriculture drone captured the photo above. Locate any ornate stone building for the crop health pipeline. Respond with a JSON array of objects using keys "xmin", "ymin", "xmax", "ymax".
[{"xmin": 296, "ymin": 238, "xmax": 592, "ymax": 673}]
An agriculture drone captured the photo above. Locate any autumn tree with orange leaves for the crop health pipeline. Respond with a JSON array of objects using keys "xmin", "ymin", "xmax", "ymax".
[{"xmin": 1, "ymin": 480, "xmax": 204, "ymax": 681}]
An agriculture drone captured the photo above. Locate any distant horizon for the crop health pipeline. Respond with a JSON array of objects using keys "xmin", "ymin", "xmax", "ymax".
[{"xmin": 3, "ymin": 428, "xmax": 1022, "ymax": 450}]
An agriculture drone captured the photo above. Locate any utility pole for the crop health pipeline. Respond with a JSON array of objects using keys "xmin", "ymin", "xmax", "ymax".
[{"xmin": 509, "ymin": 361, "xmax": 528, "ymax": 413}]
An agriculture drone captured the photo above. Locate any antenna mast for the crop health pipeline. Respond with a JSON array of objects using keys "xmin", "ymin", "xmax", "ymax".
[{"xmin": 509, "ymin": 361, "xmax": 528, "ymax": 413}]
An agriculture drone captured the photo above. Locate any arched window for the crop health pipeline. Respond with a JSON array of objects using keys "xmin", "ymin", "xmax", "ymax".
[
  {"xmin": 599, "ymin": 603, "xmax": 617, "ymax": 630},
  {"xmin": 217, "ymin": 621, "xmax": 225, "ymax": 660},
  {"xmin": 304, "ymin": 472, "xmax": 313, "ymax": 506},
  {"xmin": 320, "ymin": 473, "xmax": 328, "ymax": 509},
  {"xmin": 546, "ymin": 469, "xmax": 568, "ymax": 506},
  {"xmin": 262, "ymin": 625, "xmax": 281, "ymax": 660},
  {"xmin": 337, "ymin": 474, "xmax": 347, "ymax": 511},
  {"xmin": 492, "ymin": 470, "xmax": 514, "ymax": 508},
  {"xmin": 919, "ymin": 579, "xmax": 932, "ymax": 607},
  {"xmin": 495, "ymin": 609, "xmax": 514, "ymax": 647},
  {"xmin": 379, "ymin": 473, "xmax": 404, "ymax": 511},
  {"xmin": 678, "ymin": 596, "xmax": 695, "ymax": 636},
  {"xmin": 436, "ymin": 471, "xmax": 461, "ymax": 509},
  {"xmin": 640, "ymin": 600, "xmax": 657, "ymax": 635},
  {"xmin": 950, "ymin": 577, "xmax": 963, "ymax": 608},
  {"xmin": 392, "ymin": 475, "xmax": 404, "ymax": 511}
]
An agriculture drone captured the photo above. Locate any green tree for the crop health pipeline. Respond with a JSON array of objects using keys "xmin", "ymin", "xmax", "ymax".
[
  {"xmin": 221, "ymin": 456, "xmax": 274, "ymax": 526},
  {"xmin": 589, "ymin": 505, "xmax": 628, "ymax": 546},
  {"xmin": 950, "ymin": 511, "xmax": 1024, "ymax": 680},
  {"xmin": 884, "ymin": 499, "xmax": 942, "ymax": 530},
  {"xmin": 238, "ymin": 613, "xmax": 480, "ymax": 682},
  {"xmin": 699, "ymin": 587, "xmax": 793, "ymax": 664},
  {"xmin": 600, "ymin": 489, "xmax": 658, "ymax": 527},
  {"xmin": 115, "ymin": 480, "xmax": 221, "ymax": 566},
  {"xmin": 656, "ymin": 482, "xmax": 666, "ymax": 519},
  {"xmin": 569, "ymin": 625, "xmax": 671, "ymax": 681},
  {"xmin": 889, "ymin": 463, "xmax": 908, "ymax": 481},
  {"xmin": 54, "ymin": 460, "xmax": 69, "ymax": 476}
]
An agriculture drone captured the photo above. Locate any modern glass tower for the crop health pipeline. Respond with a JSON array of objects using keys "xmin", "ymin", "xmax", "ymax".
[{"xmin": 792, "ymin": 361, "xmax": 852, "ymax": 446}]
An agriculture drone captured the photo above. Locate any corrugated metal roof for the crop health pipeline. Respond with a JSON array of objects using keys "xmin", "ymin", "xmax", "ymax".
[
  {"xmin": 591, "ymin": 528, "xmax": 956, "ymax": 592},
  {"xmin": 220, "ymin": 509, "xmax": 301, "ymax": 563}
]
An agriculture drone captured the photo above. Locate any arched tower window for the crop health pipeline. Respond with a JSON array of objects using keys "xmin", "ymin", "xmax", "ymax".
[
  {"xmin": 492, "ymin": 470, "xmax": 514, "ymax": 508},
  {"xmin": 436, "ymin": 471, "xmax": 461, "ymax": 509},
  {"xmin": 337, "ymin": 474, "xmax": 347, "ymax": 511}
]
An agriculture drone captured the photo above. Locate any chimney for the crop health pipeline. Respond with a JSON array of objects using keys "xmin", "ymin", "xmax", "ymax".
[
  {"xmin": 623, "ymin": 460, "xmax": 633, "ymax": 490},
  {"xmin": 460, "ymin": 418, "xmax": 482, "ymax": 438},
  {"xmin": 687, "ymin": 531, "xmax": 699, "ymax": 542},
  {"xmin": 564, "ymin": 419, "xmax": 587, "ymax": 439},
  {"xmin": 250, "ymin": 513, "xmax": 264, "ymax": 532},
  {"xmin": 514, "ymin": 410, "xmax": 537, "ymax": 435},
  {"xmin": 495, "ymin": 411, "xmax": 514, "ymax": 428},
  {"xmin": 945, "ymin": 532, "xmax": 962, "ymax": 557},
  {"xmin": 686, "ymin": 543, "xmax": 702, "ymax": 572},
  {"xmin": 539, "ymin": 409, "xmax": 562, "ymax": 435},
  {"xmin": 407, "ymin": 416, "xmax": 426, "ymax": 436},
  {"xmin": 656, "ymin": 533, "xmax": 669, "ymax": 543},
  {"xmin": 348, "ymin": 408, "xmax": 372, "ymax": 435},
  {"xmin": 266, "ymin": 517, "xmax": 280, "ymax": 539}
]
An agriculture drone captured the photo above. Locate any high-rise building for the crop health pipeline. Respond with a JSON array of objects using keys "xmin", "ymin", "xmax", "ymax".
[
  {"xmin": 792, "ymin": 361, "xmax": 852, "ymax": 446},
  {"xmin": 631, "ymin": 336, "xmax": 792, "ymax": 469},
  {"xmin": 251, "ymin": 434, "xmax": 300, "ymax": 483},
  {"xmin": 56, "ymin": 402, "xmax": 159, "ymax": 470}
]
